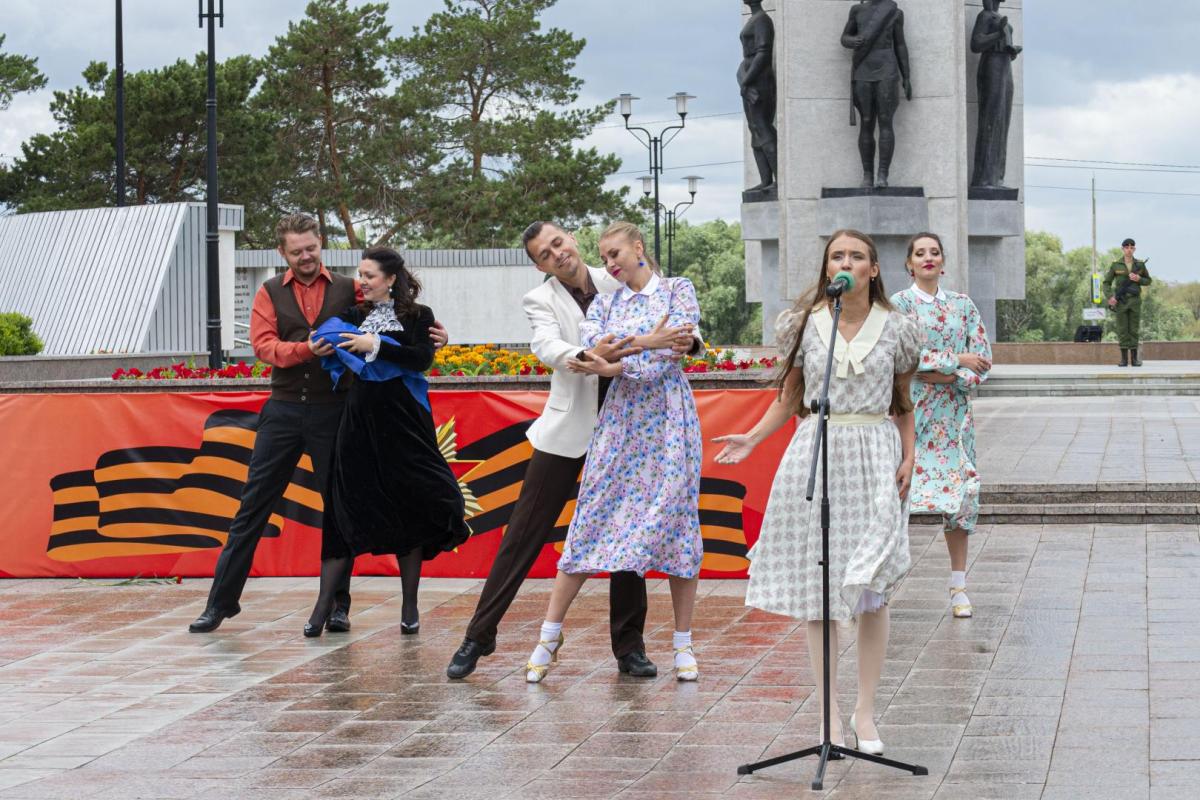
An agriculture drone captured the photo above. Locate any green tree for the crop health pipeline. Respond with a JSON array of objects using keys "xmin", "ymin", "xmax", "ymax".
[
  {"xmin": 257, "ymin": 0, "xmax": 434, "ymax": 248},
  {"xmin": 0, "ymin": 312, "xmax": 43, "ymax": 356},
  {"xmin": 0, "ymin": 34, "xmax": 46, "ymax": 110},
  {"xmin": 397, "ymin": 0, "xmax": 631, "ymax": 246},
  {"xmin": 673, "ymin": 220, "xmax": 761, "ymax": 345},
  {"xmin": 0, "ymin": 55, "xmax": 278, "ymax": 244}
]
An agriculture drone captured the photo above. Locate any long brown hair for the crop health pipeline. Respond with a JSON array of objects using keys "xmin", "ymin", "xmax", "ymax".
[{"xmin": 775, "ymin": 229, "xmax": 912, "ymax": 418}]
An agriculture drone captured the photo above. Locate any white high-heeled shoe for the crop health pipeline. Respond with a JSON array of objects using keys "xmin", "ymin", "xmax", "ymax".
[{"xmin": 850, "ymin": 713, "xmax": 884, "ymax": 755}]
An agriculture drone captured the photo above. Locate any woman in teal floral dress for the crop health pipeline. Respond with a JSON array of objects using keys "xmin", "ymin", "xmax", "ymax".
[{"xmin": 891, "ymin": 232, "xmax": 991, "ymax": 619}]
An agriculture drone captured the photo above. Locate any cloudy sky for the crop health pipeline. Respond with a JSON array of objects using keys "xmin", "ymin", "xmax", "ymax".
[{"xmin": 1, "ymin": 1, "xmax": 1195, "ymax": 281}]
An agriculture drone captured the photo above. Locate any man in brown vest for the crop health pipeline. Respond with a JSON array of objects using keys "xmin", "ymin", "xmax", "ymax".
[{"xmin": 189, "ymin": 214, "xmax": 447, "ymax": 633}]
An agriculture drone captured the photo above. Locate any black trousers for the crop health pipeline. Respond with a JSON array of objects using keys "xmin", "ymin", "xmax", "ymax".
[
  {"xmin": 204, "ymin": 399, "xmax": 350, "ymax": 614},
  {"xmin": 464, "ymin": 446, "xmax": 648, "ymax": 658}
]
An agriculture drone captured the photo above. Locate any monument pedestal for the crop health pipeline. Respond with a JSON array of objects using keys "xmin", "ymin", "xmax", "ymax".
[{"xmin": 741, "ymin": 201, "xmax": 788, "ymax": 337}]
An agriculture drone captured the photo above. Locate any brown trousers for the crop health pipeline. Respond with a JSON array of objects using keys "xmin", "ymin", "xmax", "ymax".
[{"xmin": 464, "ymin": 446, "xmax": 648, "ymax": 658}]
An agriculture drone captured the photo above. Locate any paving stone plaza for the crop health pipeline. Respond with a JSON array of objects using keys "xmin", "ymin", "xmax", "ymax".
[{"xmin": 0, "ymin": 395, "xmax": 1198, "ymax": 799}]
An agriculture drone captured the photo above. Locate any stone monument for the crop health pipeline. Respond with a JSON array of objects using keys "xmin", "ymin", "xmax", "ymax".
[
  {"xmin": 740, "ymin": 0, "xmax": 779, "ymax": 202},
  {"xmin": 741, "ymin": 0, "xmax": 1025, "ymax": 342},
  {"xmin": 970, "ymin": 0, "xmax": 1021, "ymax": 196},
  {"xmin": 841, "ymin": 0, "xmax": 912, "ymax": 189}
]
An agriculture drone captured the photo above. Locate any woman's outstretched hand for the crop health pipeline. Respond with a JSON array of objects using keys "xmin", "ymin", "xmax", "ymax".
[{"xmin": 712, "ymin": 434, "xmax": 757, "ymax": 465}]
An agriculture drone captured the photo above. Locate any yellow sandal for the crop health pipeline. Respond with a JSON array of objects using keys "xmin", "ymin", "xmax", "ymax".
[
  {"xmin": 950, "ymin": 587, "xmax": 973, "ymax": 619},
  {"xmin": 674, "ymin": 645, "xmax": 699, "ymax": 682},
  {"xmin": 525, "ymin": 631, "xmax": 565, "ymax": 683}
]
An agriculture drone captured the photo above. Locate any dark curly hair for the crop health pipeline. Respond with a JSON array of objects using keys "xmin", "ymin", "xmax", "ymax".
[{"xmin": 359, "ymin": 247, "xmax": 421, "ymax": 320}]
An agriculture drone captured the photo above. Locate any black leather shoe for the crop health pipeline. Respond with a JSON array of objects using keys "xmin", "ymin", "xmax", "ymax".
[
  {"xmin": 616, "ymin": 649, "xmax": 658, "ymax": 678},
  {"xmin": 303, "ymin": 622, "xmax": 323, "ymax": 638},
  {"xmin": 446, "ymin": 637, "xmax": 496, "ymax": 679},
  {"xmin": 326, "ymin": 609, "xmax": 351, "ymax": 633},
  {"xmin": 188, "ymin": 605, "xmax": 240, "ymax": 633}
]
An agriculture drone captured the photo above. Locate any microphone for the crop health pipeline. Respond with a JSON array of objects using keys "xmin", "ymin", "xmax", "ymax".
[{"xmin": 825, "ymin": 271, "xmax": 856, "ymax": 297}]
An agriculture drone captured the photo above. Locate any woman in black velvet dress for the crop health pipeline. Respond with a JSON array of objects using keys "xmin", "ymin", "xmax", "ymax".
[{"xmin": 304, "ymin": 247, "xmax": 471, "ymax": 637}]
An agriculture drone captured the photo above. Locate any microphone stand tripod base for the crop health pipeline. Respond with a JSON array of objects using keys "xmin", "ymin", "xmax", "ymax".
[{"xmin": 737, "ymin": 741, "xmax": 928, "ymax": 790}]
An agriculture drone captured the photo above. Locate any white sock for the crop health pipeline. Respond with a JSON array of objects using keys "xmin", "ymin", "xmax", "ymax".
[
  {"xmin": 673, "ymin": 630, "xmax": 696, "ymax": 669},
  {"xmin": 949, "ymin": 571, "xmax": 966, "ymax": 590},
  {"xmin": 529, "ymin": 621, "xmax": 563, "ymax": 668}
]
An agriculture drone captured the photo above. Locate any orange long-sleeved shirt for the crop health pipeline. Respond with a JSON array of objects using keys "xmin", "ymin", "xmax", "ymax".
[{"xmin": 250, "ymin": 266, "xmax": 363, "ymax": 368}]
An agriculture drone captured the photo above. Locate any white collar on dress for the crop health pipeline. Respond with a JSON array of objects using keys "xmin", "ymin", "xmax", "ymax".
[
  {"xmin": 811, "ymin": 303, "xmax": 889, "ymax": 379},
  {"xmin": 619, "ymin": 272, "xmax": 660, "ymax": 299},
  {"xmin": 910, "ymin": 284, "xmax": 947, "ymax": 303}
]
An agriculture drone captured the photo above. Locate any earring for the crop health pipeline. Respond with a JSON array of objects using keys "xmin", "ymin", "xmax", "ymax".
[
  {"xmin": 940, "ymin": 269, "xmax": 945, "ymax": 275},
  {"xmin": 639, "ymin": 260, "xmax": 646, "ymax": 267}
]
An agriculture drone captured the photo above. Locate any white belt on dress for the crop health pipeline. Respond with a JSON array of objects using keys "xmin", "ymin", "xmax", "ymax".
[{"xmin": 826, "ymin": 413, "xmax": 887, "ymax": 426}]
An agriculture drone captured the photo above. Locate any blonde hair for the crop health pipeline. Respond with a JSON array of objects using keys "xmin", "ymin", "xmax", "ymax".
[{"xmin": 599, "ymin": 221, "xmax": 660, "ymax": 271}]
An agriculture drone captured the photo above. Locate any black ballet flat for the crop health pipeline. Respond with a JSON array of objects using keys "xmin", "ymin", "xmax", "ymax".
[
  {"xmin": 303, "ymin": 622, "xmax": 324, "ymax": 638},
  {"xmin": 400, "ymin": 621, "xmax": 420, "ymax": 635}
]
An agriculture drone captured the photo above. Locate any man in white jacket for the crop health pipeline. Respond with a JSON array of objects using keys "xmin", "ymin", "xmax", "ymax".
[{"xmin": 447, "ymin": 221, "xmax": 698, "ymax": 679}]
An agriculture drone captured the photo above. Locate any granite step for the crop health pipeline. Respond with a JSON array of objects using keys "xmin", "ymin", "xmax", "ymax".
[
  {"xmin": 978, "ymin": 381, "xmax": 1200, "ymax": 397},
  {"xmin": 910, "ymin": 482, "xmax": 1200, "ymax": 524}
]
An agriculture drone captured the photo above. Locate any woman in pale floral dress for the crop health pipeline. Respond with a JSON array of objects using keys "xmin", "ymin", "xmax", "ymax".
[
  {"xmin": 891, "ymin": 232, "xmax": 991, "ymax": 619},
  {"xmin": 713, "ymin": 230, "xmax": 919, "ymax": 755},
  {"xmin": 522, "ymin": 221, "xmax": 704, "ymax": 684}
]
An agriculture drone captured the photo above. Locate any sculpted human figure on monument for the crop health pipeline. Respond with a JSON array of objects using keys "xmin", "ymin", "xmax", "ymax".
[
  {"xmin": 739, "ymin": 0, "xmax": 779, "ymax": 201},
  {"xmin": 971, "ymin": 0, "xmax": 1022, "ymax": 189},
  {"xmin": 841, "ymin": 0, "xmax": 912, "ymax": 189}
]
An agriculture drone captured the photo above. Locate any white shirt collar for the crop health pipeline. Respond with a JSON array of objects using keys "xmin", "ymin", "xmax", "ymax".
[
  {"xmin": 910, "ymin": 283, "xmax": 946, "ymax": 303},
  {"xmin": 619, "ymin": 272, "xmax": 660, "ymax": 299}
]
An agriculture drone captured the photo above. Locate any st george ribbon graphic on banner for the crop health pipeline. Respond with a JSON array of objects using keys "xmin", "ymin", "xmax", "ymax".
[{"xmin": 0, "ymin": 390, "xmax": 786, "ymax": 579}]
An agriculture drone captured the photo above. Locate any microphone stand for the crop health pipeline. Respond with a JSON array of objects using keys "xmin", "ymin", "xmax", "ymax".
[{"xmin": 737, "ymin": 290, "xmax": 927, "ymax": 790}]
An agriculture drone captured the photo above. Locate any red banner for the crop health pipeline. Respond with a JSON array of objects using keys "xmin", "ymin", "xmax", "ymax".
[{"xmin": 0, "ymin": 390, "xmax": 795, "ymax": 579}]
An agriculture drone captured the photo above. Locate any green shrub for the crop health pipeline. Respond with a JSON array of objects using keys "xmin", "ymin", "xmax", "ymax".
[{"xmin": 0, "ymin": 312, "xmax": 44, "ymax": 356}]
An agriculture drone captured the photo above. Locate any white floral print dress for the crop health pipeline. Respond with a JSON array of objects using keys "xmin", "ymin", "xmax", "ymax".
[{"xmin": 745, "ymin": 304, "xmax": 921, "ymax": 621}]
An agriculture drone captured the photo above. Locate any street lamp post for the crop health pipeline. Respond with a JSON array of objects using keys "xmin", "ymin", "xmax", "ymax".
[
  {"xmin": 199, "ymin": 0, "xmax": 224, "ymax": 369},
  {"xmin": 115, "ymin": 0, "xmax": 125, "ymax": 206},
  {"xmin": 617, "ymin": 91, "xmax": 695, "ymax": 266},
  {"xmin": 643, "ymin": 176, "xmax": 702, "ymax": 277}
]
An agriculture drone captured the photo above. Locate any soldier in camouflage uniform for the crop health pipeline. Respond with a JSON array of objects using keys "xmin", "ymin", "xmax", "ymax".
[{"xmin": 1104, "ymin": 238, "xmax": 1152, "ymax": 367}]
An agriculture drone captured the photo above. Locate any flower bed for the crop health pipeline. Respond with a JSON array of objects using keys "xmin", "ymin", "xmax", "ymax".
[
  {"xmin": 113, "ymin": 361, "xmax": 271, "ymax": 380},
  {"xmin": 110, "ymin": 347, "xmax": 777, "ymax": 380}
]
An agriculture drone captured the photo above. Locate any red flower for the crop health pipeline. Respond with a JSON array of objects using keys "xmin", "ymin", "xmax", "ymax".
[
  {"xmin": 429, "ymin": 368, "xmax": 442, "ymax": 377},
  {"xmin": 519, "ymin": 364, "xmax": 532, "ymax": 375},
  {"xmin": 112, "ymin": 368, "xmax": 125, "ymax": 380}
]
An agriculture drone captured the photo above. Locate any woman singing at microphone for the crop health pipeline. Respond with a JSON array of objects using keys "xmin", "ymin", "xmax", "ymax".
[{"xmin": 713, "ymin": 230, "xmax": 918, "ymax": 755}]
